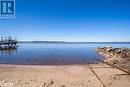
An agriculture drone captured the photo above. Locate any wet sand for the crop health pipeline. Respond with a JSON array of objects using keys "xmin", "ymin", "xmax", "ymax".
[{"xmin": 0, "ymin": 63, "xmax": 130, "ymax": 87}]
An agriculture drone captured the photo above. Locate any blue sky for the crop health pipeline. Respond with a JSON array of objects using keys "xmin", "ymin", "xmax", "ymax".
[{"xmin": 0, "ymin": 0, "xmax": 130, "ymax": 42}]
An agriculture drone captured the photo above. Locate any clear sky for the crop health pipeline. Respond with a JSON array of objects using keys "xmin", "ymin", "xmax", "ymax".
[{"xmin": 0, "ymin": 0, "xmax": 130, "ymax": 42}]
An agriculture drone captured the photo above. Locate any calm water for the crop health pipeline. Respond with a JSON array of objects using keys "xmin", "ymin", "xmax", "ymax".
[{"xmin": 0, "ymin": 43, "xmax": 130, "ymax": 65}]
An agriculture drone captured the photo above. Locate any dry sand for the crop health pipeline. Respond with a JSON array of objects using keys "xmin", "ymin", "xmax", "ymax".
[
  {"xmin": 0, "ymin": 64, "xmax": 103, "ymax": 87},
  {"xmin": 0, "ymin": 63, "xmax": 130, "ymax": 87}
]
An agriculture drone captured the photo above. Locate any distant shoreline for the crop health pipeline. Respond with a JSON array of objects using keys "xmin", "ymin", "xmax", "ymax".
[{"xmin": 18, "ymin": 41, "xmax": 130, "ymax": 44}]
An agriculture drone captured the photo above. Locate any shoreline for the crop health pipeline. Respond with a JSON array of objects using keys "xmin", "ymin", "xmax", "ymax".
[
  {"xmin": 0, "ymin": 62, "xmax": 130, "ymax": 87},
  {"xmin": 0, "ymin": 64, "xmax": 102, "ymax": 87},
  {"xmin": 1, "ymin": 62, "xmax": 130, "ymax": 87}
]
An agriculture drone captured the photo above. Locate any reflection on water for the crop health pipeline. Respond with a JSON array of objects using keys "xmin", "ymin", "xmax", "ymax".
[
  {"xmin": 0, "ymin": 49, "xmax": 17, "ymax": 55},
  {"xmin": 0, "ymin": 43, "xmax": 130, "ymax": 65}
]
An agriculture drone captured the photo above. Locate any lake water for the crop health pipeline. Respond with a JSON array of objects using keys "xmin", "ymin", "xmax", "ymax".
[{"xmin": 0, "ymin": 43, "xmax": 130, "ymax": 65}]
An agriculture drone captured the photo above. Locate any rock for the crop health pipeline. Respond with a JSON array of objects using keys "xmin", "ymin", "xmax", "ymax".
[{"xmin": 95, "ymin": 46, "xmax": 130, "ymax": 72}]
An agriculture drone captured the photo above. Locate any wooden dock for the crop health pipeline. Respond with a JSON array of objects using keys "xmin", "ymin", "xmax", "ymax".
[{"xmin": 0, "ymin": 36, "xmax": 18, "ymax": 50}]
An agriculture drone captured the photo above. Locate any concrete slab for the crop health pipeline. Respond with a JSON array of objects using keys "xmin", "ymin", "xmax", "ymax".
[
  {"xmin": 90, "ymin": 63, "xmax": 130, "ymax": 87},
  {"xmin": 90, "ymin": 62, "xmax": 112, "ymax": 68}
]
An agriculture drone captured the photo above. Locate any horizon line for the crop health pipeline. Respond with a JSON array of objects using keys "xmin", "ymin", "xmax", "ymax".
[{"xmin": 18, "ymin": 41, "xmax": 130, "ymax": 43}]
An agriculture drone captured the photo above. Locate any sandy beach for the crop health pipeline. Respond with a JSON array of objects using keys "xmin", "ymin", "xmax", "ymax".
[
  {"xmin": 0, "ymin": 62, "xmax": 130, "ymax": 87},
  {"xmin": 0, "ymin": 64, "xmax": 102, "ymax": 87}
]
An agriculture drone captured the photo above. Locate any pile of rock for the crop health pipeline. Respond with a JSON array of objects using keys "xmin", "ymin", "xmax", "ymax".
[{"xmin": 95, "ymin": 46, "xmax": 130, "ymax": 72}]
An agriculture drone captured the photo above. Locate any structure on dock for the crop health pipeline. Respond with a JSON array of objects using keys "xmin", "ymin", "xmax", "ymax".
[{"xmin": 0, "ymin": 36, "xmax": 18, "ymax": 50}]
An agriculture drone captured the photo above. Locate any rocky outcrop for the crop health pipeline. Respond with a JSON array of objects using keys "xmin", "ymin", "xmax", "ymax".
[{"xmin": 95, "ymin": 46, "xmax": 130, "ymax": 72}]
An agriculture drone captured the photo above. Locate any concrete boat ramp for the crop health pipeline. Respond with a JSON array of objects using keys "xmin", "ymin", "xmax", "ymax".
[
  {"xmin": 89, "ymin": 62, "xmax": 130, "ymax": 87},
  {"xmin": 0, "ymin": 62, "xmax": 130, "ymax": 87}
]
